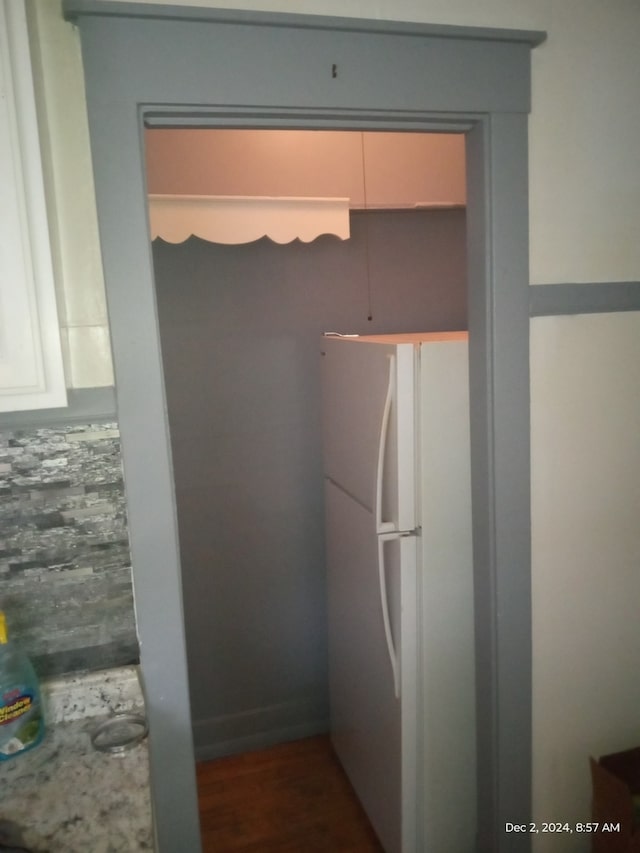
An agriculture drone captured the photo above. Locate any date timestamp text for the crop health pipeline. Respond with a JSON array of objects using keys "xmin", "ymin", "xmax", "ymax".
[{"xmin": 506, "ymin": 822, "xmax": 621, "ymax": 834}]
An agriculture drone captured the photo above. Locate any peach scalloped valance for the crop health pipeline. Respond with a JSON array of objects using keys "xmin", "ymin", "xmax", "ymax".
[{"xmin": 148, "ymin": 195, "xmax": 350, "ymax": 244}]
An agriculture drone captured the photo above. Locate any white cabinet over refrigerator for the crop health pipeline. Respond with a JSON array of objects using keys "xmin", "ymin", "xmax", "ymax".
[{"xmin": 320, "ymin": 331, "xmax": 476, "ymax": 853}]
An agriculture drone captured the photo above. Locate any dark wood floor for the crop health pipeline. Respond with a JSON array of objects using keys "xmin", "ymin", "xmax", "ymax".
[{"xmin": 197, "ymin": 735, "xmax": 385, "ymax": 852}]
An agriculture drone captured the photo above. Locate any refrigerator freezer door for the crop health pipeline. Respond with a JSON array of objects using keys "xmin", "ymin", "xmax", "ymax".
[
  {"xmin": 320, "ymin": 337, "xmax": 416, "ymax": 532},
  {"xmin": 325, "ymin": 479, "xmax": 418, "ymax": 853}
]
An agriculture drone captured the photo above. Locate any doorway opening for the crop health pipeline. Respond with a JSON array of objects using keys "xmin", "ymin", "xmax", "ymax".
[
  {"xmin": 145, "ymin": 127, "xmax": 470, "ymax": 850},
  {"xmin": 145, "ymin": 127, "xmax": 467, "ymax": 757}
]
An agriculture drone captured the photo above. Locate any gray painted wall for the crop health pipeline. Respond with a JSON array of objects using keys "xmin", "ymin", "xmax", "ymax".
[{"xmin": 152, "ymin": 208, "xmax": 466, "ymax": 756}]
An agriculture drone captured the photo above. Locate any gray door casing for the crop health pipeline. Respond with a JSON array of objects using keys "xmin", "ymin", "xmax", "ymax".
[{"xmin": 63, "ymin": 3, "xmax": 545, "ymax": 850}]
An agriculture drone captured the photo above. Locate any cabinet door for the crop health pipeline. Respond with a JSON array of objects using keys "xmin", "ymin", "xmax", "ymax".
[{"xmin": 0, "ymin": 1, "xmax": 66, "ymax": 412}]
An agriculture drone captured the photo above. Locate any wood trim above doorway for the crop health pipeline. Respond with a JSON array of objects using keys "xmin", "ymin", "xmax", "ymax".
[{"xmin": 64, "ymin": 1, "xmax": 546, "ymax": 47}]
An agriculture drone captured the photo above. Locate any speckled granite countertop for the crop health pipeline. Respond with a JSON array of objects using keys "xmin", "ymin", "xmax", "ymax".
[{"xmin": 0, "ymin": 667, "xmax": 153, "ymax": 852}]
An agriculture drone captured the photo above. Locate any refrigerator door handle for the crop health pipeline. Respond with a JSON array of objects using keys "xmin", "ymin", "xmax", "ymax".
[
  {"xmin": 378, "ymin": 530, "xmax": 401, "ymax": 699},
  {"xmin": 376, "ymin": 354, "xmax": 396, "ymax": 535}
]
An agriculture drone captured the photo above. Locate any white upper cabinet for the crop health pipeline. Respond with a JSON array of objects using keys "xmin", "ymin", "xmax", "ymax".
[
  {"xmin": 0, "ymin": 0, "xmax": 66, "ymax": 412},
  {"xmin": 145, "ymin": 129, "xmax": 466, "ymax": 211}
]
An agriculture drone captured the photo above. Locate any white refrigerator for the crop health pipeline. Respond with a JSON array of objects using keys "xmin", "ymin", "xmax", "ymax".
[{"xmin": 320, "ymin": 331, "xmax": 476, "ymax": 853}]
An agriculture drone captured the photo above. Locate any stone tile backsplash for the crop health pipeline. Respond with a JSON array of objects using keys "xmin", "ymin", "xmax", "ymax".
[{"xmin": 0, "ymin": 423, "xmax": 139, "ymax": 677}]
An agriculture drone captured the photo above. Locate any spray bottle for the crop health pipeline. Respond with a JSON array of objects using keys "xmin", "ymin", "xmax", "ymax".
[{"xmin": 0, "ymin": 610, "xmax": 45, "ymax": 760}]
